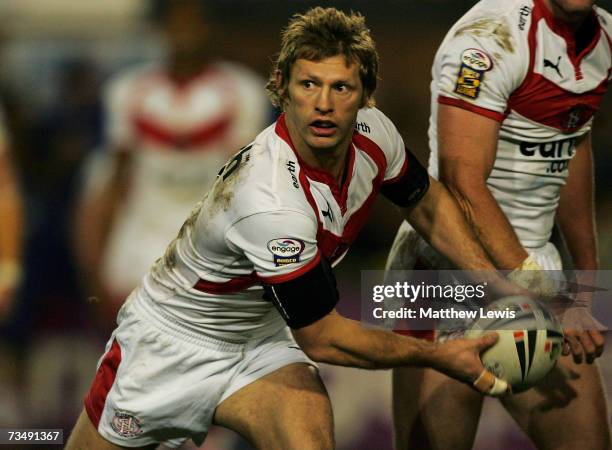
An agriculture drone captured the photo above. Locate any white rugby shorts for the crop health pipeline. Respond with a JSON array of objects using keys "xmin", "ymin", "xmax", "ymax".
[{"xmin": 84, "ymin": 292, "xmax": 315, "ymax": 448}]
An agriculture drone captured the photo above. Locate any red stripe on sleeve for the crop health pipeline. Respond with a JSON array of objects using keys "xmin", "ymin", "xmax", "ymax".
[
  {"xmin": 259, "ymin": 251, "xmax": 322, "ymax": 284},
  {"xmin": 438, "ymin": 96, "xmax": 506, "ymax": 122}
]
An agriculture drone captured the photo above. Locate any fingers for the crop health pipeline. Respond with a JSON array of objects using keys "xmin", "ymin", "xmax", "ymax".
[
  {"xmin": 563, "ymin": 332, "xmax": 583, "ymax": 364},
  {"xmin": 563, "ymin": 330, "xmax": 605, "ymax": 364},
  {"xmin": 589, "ymin": 330, "xmax": 605, "ymax": 358},
  {"xmin": 577, "ymin": 332, "xmax": 597, "ymax": 364},
  {"xmin": 472, "ymin": 369, "xmax": 509, "ymax": 397},
  {"xmin": 476, "ymin": 332, "xmax": 499, "ymax": 352}
]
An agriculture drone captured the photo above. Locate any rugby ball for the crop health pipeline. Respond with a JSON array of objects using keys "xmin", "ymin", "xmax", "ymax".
[{"xmin": 465, "ymin": 296, "xmax": 564, "ymax": 393}]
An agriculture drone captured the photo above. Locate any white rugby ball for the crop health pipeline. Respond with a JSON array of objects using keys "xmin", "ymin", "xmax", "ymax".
[{"xmin": 466, "ymin": 296, "xmax": 564, "ymax": 393}]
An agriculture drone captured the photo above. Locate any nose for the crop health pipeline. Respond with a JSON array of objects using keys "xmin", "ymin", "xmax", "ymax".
[{"xmin": 315, "ymin": 86, "xmax": 333, "ymax": 114}]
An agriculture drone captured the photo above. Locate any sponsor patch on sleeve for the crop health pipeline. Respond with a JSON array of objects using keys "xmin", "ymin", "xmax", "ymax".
[
  {"xmin": 454, "ymin": 48, "xmax": 493, "ymax": 99},
  {"xmin": 267, "ymin": 238, "xmax": 305, "ymax": 266}
]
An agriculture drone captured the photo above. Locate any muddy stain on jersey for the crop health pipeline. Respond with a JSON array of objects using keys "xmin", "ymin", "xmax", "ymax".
[
  {"xmin": 207, "ymin": 150, "xmax": 252, "ymax": 218},
  {"xmin": 161, "ymin": 200, "xmax": 205, "ymax": 270},
  {"xmin": 455, "ymin": 18, "xmax": 515, "ymax": 54}
]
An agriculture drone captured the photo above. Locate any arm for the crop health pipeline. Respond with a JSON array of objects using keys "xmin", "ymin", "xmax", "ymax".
[
  {"xmin": 555, "ymin": 132, "xmax": 604, "ymax": 362},
  {"xmin": 436, "ymin": 104, "xmax": 528, "ymax": 270},
  {"xmin": 292, "ymin": 310, "xmax": 507, "ymax": 395},
  {"xmin": 402, "ymin": 175, "xmax": 526, "ymax": 297},
  {"xmin": 404, "ymin": 176, "xmax": 495, "ymax": 272},
  {"xmin": 556, "ymin": 132, "xmax": 597, "ymax": 271},
  {"xmin": 74, "ymin": 148, "xmax": 132, "ymax": 298},
  {"xmin": 0, "ymin": 148, "xmax": 24, "ymax": 318}
]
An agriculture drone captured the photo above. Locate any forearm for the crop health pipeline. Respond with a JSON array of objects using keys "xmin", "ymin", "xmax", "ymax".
[
  {"xmin": 295, "ymin": 313, "xmax": 435, "ymax": 369},
  {"xmin": 444, "ymin": 180, "xmax": 527, "ymax": 270},
  {"xmin": 404, "ymin": 179, "xmax": 528, "ymax": 297},
  {"xmin": 556, "ymin": 139, "xmax": 598, "ymax": 270},
  {"xmin": 405, "ymin": 179, "xmax": 500, "ymax": 271}
]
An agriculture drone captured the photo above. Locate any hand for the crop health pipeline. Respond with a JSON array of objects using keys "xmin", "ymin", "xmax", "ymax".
[
  {"xmin": 430, "ymin": 333, "xmax": 509, "ymax": 396},
  {"xmin": 561, "ymin": 307, "xmax": 605, "ymax": 364},
  {"xmin": 507, "ymin": 255, "xmax": 558, "ymax": 298}
]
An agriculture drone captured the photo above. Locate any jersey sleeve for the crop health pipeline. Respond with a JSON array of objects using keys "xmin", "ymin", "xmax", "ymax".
[
  {"xmin": 225, "ymin": 210, "xmax": 321, "ymax": 283},
  {"xmin": 435, "ymin": 22, "xmax": 526, "ymax": 121},
  {"xmin": 356, "ymin": 107, "xmax": 408, "ymax": 181}
]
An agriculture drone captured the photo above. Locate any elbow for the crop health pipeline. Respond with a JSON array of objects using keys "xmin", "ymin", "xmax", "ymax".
[
  {"xmin": 297, "ymin": 337, "xmax": 332, "ymax": 363},
  {"xmin": 294, "ymin": 331, "xmax": 342, "ymax": 364},
  {"xmin": 438, "ymin": 176, "xmax": 481, "ymax": 219}
]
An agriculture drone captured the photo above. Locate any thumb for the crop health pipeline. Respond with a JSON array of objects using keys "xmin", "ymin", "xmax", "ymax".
[
  {"xmin": 473, "ymin": 369, "xmax": 510, "ymax": 397},
  {"xmin": 476, "ymin": 332, "xmax": 499, "ymax": 352}
]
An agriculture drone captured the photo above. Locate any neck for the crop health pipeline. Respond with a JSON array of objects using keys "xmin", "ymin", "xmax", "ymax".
[
  {"xmin": 542, "ymin": 0, "xmax": 593, "ymax": 32},
  {"xmin": 168, "ymin": 55, "xmax": 208, "ymax": 82},
  {"xmin": 285, "ymin": 116, "xmax": 351, "ymax": 184}
]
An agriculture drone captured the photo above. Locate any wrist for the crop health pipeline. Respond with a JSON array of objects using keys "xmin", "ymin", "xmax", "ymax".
[
  {"xmin": 410, "ymin": 338, "xmax": 440, "ymax": 369},
  {"xmin": 507, "ymin": 255, "xmax": 558, "ymax": 298}
]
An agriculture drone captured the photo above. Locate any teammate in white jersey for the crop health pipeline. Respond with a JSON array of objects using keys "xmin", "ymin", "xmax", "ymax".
[
  {"xmin": 0, "ymin": 105, "xmax": 23, "ymax": 320},
  {"xmin": 387, "ymin": 0, "xmax": 612, "ymax": 448},
  {"xmin": 66, "ymin": 7, "xmax": 525, "ymax": 450},
  {"xmin": 76, "ymin": 0, "xmax": 270, "ymax": 324}
]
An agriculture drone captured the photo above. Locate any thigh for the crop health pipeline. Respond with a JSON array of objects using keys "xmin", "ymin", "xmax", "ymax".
[
  {"xmin": 393, "ymin": 367, "xmax": 484, "ymax": 450},
  {"xmin": 214, "ymin": 363, "xmax": 334, "ymax": 450},
  {"xmin": 65, "ymin": 410, "xmax": 156, "ymax": 450},
  {"xmin": 503, "ymin": 356, "xmax": 611, "ymax": 450}
]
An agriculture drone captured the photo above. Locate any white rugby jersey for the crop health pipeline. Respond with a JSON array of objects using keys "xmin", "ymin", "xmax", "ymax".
[
  {"xmin": 429, "ymin": 0, "xmax": 612, "ymax": 248},
  {"xmin": 137, "ymin": 107, "xmax": 411, "ymax": 340},
  {"xmin": 99, "ymin": 61, "xmax": 270, "ymax": 295}
]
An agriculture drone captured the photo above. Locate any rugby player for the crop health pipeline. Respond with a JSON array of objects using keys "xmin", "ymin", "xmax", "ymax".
[
  {"xmin": 68, "ymin": 7, "xmax": 516, "ymax": 449},
  {"xmin": 388, "ymin": 0, "xmax": 612, "ymax": 448},
  {"xmin": 75, "ymin": 0, "xmax": 270, "ymax": 327}
]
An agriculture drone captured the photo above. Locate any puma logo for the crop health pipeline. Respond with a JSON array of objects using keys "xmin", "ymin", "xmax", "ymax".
[
  {"xmin": 544, "ymin": 56, "xmax": 563, "ymax": 78},
  {"xmin": 321, "ymin": 200, "xmax": 334, "ymax": 222},
  {"xmin": 322, "ymin": 207, "xmax": 334, "ymax": 222}
]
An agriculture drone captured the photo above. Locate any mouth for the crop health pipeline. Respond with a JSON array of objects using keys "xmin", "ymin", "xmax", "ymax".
[{"xmin": 309, "ymin": 119, "xmax": 338, "ymax": 137}]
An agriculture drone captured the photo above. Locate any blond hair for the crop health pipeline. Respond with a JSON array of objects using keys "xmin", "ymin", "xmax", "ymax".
[{"xmin": 266, "ymin": 7, "xmax": 379, "ymax": 109}]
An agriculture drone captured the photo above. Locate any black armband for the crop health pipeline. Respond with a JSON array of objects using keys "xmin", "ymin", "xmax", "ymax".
[
  {"xmin": 262, "ymin": 257, "xmax": 339, "ymax": 329},
  {"xmin": 381, "ymin": 147, "xmax": 430, "ymax": 208}
]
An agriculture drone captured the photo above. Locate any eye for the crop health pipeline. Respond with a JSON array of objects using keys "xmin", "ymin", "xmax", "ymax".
[
  {"xmin": 335, "ymin": 83, "xmax": 350, "ymax": 93},
  {"xmin": 301, "ymin": 80, "xmax": 315, "ymax": 89}
]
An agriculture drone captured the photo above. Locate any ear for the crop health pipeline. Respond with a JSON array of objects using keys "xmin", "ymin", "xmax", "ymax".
[
  {"xmin": 275, "ymin": 69, "xmax": 283, "ymax": 89},
  {"xmin": 275, "ymin": 69, "xmax": 289, "ymax": 106}
]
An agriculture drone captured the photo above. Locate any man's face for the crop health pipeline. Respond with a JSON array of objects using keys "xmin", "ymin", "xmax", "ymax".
[
  {"xmin": 162, "ymin": 2, "xmax": 209, "ymax": 59},
  {"xmin": 546, "ymin": 0, "xmax": 595, "ymax": 21},
  {"xmin": 283, "ymin": 55, "xmax": 365, "ymax": 156}
]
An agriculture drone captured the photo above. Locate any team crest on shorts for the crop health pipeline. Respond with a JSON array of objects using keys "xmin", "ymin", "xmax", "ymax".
[
  {"xmin": 111, "ymin": 410, "xmax": 143, "ymax": 438},
  {"xmin": 267, "ymin": 238, "xmax": 305, "ymax": 266},
  {"xmin": 454, "ymin": 48, "xmax": 493, "ymax": 99}
]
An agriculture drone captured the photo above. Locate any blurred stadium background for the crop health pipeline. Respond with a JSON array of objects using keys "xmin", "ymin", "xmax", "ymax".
[{"xmin": 0, "ymin": 1, "xmax": 610, "ymax": 449}]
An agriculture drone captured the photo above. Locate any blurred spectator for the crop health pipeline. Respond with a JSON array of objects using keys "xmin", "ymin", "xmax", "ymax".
[{"xmin": 75, "ymin": 0, "xmax": 271, "ymax": 334}]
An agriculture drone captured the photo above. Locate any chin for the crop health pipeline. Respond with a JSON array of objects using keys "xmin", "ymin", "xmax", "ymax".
[
  {"xmin": 557, "ymin": 0, "xmax": 595, "ymax": 14},
  {"xmin": 306, "ymin": 136, "xmax": 340, "ymax": 150}
]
